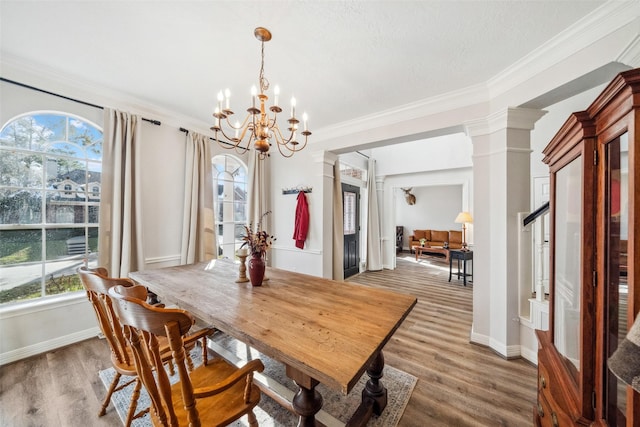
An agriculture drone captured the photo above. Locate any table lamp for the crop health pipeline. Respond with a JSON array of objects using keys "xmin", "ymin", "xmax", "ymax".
[{"xmin": 454, "ymin": 211, "xmax": 473, "ymax": 251}]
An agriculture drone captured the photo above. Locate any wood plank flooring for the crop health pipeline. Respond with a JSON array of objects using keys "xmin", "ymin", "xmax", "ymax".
[
  {"xmin": 0, "ymin": 335, "xmax": 121, "ymax": 427},
  {"xmin": 347, "ymin": 255, "xmax": 537, "ymax": 426},
  {"xmin": 0, "ymin": 255, "xmax": 536, "ymax": 426}
]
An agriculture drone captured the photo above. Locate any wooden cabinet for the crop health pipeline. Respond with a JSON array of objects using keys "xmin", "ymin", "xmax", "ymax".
[{"xmin": 535, "ymin": 68, "xmax": 639, "ymax": 426}]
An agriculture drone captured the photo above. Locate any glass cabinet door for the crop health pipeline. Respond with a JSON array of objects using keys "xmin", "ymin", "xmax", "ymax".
[
  {"xmin": 553, "ymin": 156, "xmax": 583, "ymax": 382},
  {"xmin": 605, "ymin": 133, "xmax": 629, "ymax": 425}
]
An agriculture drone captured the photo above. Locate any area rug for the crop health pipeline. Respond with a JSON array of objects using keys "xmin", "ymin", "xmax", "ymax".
[{"xmin": 99, "ymin": 332, "xmax": 416, "ymax": 427}]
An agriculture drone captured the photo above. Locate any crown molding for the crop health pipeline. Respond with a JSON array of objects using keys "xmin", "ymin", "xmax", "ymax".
[
  {"xmin": 314, "ymin": 83, "xmax": 489, "ymax": 142},
  {"xmin": 316, "ymin": 1, "xmax": 639, "ymax": 143},
  {"xmin": 487, "ymin": 1, "xmax": 639, "ymax": 97},
  {"xmin": 617, "ymin": 32, "xmax": 640, "ymax": 67},
  {"xmin": 0, "ymin": 53, "xmax": 213, "ymax": 132}
]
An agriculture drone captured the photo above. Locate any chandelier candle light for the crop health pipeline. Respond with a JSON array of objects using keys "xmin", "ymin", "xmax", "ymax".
[{"xmin": 211, "ymin": 27, "xmax": 311, "ymax": 159}]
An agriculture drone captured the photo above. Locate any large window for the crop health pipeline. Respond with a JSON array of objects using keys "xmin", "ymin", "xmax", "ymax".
[
  {"xmin": 0, "ymin": 112, "xmax": 102, "ymax": 305},
  {"xmin": 212, "ymin": 155, "xmax": 247, "ymax": 259}
]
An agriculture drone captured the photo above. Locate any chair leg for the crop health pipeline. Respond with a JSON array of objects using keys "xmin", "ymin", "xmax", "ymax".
[
  {"xmin": 99, "ymin": 372, "xmax": 122, "ymax": 416},
  {"xmin": 186, "ymin": 352, "xmax": 195, "ymax": 371},
  {"xmin": 247, "ymin": 410, "xmax": 258, "ymax": 427},
  {"xmin": 169, "ymin": 358, "xmax": 177, "ymax": 375},
  {"xmin": 201, "ymin": 337, "xmax": 208, "ymax": 365},
  {"xmin": 124, "ymin": 378, "xmax": 142, "ymax": 427}
]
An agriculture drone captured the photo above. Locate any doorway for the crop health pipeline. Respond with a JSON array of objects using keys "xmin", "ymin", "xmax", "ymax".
[{"xmin": 342, "ymin": 183, "xmax": 360, "ymax": 278}]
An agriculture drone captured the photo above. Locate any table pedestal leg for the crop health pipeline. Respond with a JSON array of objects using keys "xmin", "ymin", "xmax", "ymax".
[
  {"xmin": 363, "ymin": 350, "xmax": 387, "ymax": 415},
  {"xmin": 287, "ymin": 367, "xmax": 322, "ymax": 427},
  {"xmin": 347, "ymin": 351, "xmax": 387, "ymax": 427}
]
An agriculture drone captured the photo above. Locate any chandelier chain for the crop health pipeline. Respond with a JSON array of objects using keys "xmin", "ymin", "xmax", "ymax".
[
  {"xmin": 210, "ymin": 27, "xmax": 310, "ymax": 159},
  {"xmin": 259, "ymin": 41, "xmax": 269, "ymax": 93}
]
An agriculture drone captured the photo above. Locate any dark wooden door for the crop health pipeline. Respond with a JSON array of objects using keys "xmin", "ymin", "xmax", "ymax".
[{"xmin": 342, "ymin": 183, "xmax": 360, "ymax": 278}]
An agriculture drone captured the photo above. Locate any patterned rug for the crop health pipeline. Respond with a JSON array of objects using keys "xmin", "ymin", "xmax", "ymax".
[{"xmin": 99, "ymin": 332, "xmax": 417, "ymax": 426}]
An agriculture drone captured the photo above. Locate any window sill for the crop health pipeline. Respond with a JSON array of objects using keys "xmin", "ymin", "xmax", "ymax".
[{"xmin": 0, "ymin": 291, "xmax": 86, "ymax": 319}]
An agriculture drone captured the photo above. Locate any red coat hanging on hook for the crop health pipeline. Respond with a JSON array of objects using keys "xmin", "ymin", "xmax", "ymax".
[{"xmin": 293, "ymin": 191, "xmax": 309, "ymax": 249}]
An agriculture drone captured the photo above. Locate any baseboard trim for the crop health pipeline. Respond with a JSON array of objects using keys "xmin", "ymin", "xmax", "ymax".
[
  {"xmin": 520, "ymin": 346, "xmax": 538, "ymax": 365},
  {"xmin": 270, "ymin": 245, "xmax": 322, "ymax": 255},
  {"xmin": 470, "ymin": 326, "xmax": 522, "ymax": 359},
  {"xmin": 469, "ymin": 325, "xmax": 490, "ymax": 346},
  {"xmin": 0, "ymin": 326, "xmax": 100, "ymax": 366}
]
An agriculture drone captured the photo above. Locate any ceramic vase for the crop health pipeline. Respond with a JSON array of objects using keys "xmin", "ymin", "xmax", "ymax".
[{"xmin": 248, "ymin": 253, "xmax": 265, "ymax": 287}]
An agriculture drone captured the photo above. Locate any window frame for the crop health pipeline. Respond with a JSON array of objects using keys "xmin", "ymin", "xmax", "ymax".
[
  {"xmin": 212, "ymin": 154, "xmax": 248, "ymax": 259},
  {"xmin": 0, "ymin": 111, "xmax": 103, "ymax": 306}
]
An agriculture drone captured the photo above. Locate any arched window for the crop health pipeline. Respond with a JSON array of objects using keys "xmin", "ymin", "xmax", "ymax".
[
  {"xmin": 212, "ymin": 155, "xmax": 247, "ymax": 259},
  {"xmin": 0, "ymin": 112, "xmax": 103, "ymax": 304}
]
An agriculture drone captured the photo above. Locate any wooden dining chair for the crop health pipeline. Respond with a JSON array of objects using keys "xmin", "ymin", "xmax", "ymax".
[
  {"xmin": 77, "ymin": 266, "xmax": 213, "ymax": 426},
  {"xmin": 108, "ymin": 284, "xmax": 265, "ymax": 427}
]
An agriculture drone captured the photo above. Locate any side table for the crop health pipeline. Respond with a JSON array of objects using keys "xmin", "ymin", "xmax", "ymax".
[{"xmin": 449, "ymin": 250, "xmax": 473, "ymax": 286}]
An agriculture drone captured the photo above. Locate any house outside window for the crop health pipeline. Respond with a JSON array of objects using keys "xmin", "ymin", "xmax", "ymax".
[
  {"xmin": 212, "ymin": 155, "xmax": 247, "ymax": 259},
  {"xmin": 0, "ymin": 112, "xmax": 102, "ymax": 305},
  {"xmin": 340, "ymin": 162, "xmax": 367, "ymax": 183}
]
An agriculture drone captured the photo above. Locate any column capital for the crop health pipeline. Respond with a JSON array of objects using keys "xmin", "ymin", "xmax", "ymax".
[
  {"xmin": 464, "ymin": 107, "xmax": 547, "ymax": 137},
  {"xmin": 312, "ymin": 150, "xmax": 338, "ymax": 165}
]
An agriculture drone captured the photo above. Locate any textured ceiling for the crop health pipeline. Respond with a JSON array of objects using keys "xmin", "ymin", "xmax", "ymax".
[{"xmin": 1, "ymin": 1, "xmax": 607, "ymax": 133}]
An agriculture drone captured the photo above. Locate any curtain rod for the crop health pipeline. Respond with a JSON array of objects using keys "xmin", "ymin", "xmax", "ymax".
[
  {"xmin": 0, "ymin": 77, "xmax": 161, "ymax": 126},
  {"xmin": 356, "ymin": 151, "xmax": 370, "ymax": 159},
  {"xmin": 179, "ymin": 127, "xmax": 249, "ymax": 151}
]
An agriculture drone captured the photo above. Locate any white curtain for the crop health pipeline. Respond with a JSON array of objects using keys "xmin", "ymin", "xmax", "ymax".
[
  {"xmin": 366, "ymin": 158, "xmax": 383, "ymax": 271},
  {"xmin": 180, "ymin": 131, "xmax": 217, "ymax": 264},
  {"xmin": 332, "ymin": 159, "xmax": 344, "ymax": 281},
  {"xmin": 98, "ymin": 108, "xmax": 145, "ymax": 277},
  {"xmin": 248, "ymin": 152, "xmax": 270, "ymax": 230}
]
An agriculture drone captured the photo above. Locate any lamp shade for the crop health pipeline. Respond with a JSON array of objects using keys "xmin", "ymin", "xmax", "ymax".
[{"xmin": 455, "ymin": 211, "xmax": 473, "ymax": 224}]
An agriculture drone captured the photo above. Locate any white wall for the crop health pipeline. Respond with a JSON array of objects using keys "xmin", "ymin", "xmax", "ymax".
[
  {"xmin": 374, "ymin": 132, "xmax": 472, "ymax": 176},
  {"xmin": 396, "ymin": 185, "xmax": 463, "ymax": 250},
  {"xmin": 369, "ymin": 132, "xmax": 473, "ymax": 261},
  {"xmin": 268, "ymin": 148, "xmax": 325, "ymax": 277},
  {"xmin": 380, "ymin": 168, "xmax": 472, "ymax": 269},
  {"xmin": 529, "ymin": 84, "xmax": 607, "ymax": 208}
]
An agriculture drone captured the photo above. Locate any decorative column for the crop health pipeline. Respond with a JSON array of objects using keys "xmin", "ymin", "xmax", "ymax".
[
  {"xmin": 313, "ymin": 151, "xmax": 339, "ymax": 279},
  {"xmin": 375, "ymin": 175, "xmax": 387, "ymax": 269},
  {"xmin": 464, "ymin": 107, "xmax": 546, "ymax": 358}
]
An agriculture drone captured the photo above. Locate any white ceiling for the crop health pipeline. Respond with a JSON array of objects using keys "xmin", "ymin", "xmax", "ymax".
[{"xmin": 1, "ymin": 1, "xmax": 610, "ymax": 134}]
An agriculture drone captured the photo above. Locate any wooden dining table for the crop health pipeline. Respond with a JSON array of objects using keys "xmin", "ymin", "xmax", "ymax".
[{"xmin": 130, "ymin": 259, "xmax": 416, "ymax": 426}]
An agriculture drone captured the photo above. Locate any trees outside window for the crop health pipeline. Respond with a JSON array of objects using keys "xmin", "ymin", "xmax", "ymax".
[
  {"xmin": 0, "ymin": 112, "xmax": 102, "ymax": 304},
  {"xmin": 212, "ymin": 155, "xmax": 247, "ymax": 259}
]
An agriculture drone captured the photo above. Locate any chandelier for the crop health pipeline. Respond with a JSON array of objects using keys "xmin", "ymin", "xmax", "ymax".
[{"xmin": 211, "ymin": 27, "xmax": 311, "ymax": 159}]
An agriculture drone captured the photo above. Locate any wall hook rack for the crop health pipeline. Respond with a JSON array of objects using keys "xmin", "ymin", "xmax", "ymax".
[{"xmin": 282, "ymin": 186, "xmax": 312, "ymax": 195}]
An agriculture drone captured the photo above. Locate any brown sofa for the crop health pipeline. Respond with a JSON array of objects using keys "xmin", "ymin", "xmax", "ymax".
[{"xmin": 409, "ymin": 229, "xmax": 463, "ymax": 252}]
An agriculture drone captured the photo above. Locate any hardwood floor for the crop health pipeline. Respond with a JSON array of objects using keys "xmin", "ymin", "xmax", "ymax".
[
  {"xmin": 0, "ymin": 336, "xmax": 121, "ymax": 427},
  {"xmin": 0, "ymin": 255, "xmax": 536, "ymax": 426},
  {"xmin": 347, "ymin": 255, "xmax": 537, "ymax": 426}
]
